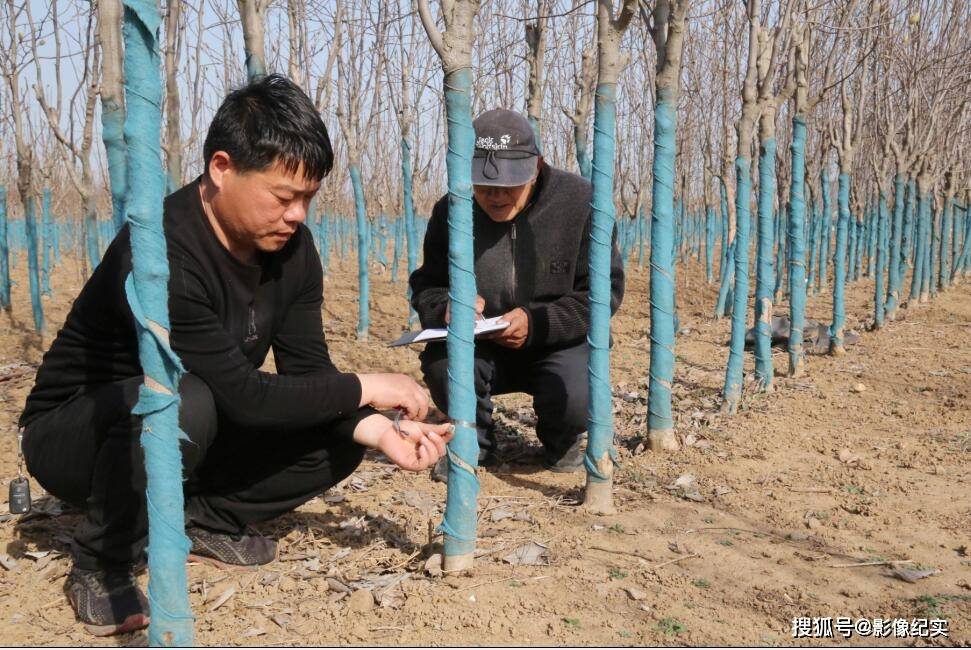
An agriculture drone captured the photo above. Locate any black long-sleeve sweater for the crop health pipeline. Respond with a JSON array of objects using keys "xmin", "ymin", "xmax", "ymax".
[
  {"xmin": 21, "ymin": 179, "xmax": 373, "ymax": 438},
  {"xmin": 409, "ymin": 163, "xmax": 625, "ymax": 349}
]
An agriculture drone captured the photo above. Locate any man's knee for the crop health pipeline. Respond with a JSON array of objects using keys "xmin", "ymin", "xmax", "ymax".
[
  {"xmin": 533, "ymin": 346, "xmax": 590, "ymax": 430},
  {"xmin": 420, "ymin": 343, "xmax": 495, "ymax": 406},
  {"xmin": 178, "ymin": 374, "xmax": 217, "ymax": 467}
]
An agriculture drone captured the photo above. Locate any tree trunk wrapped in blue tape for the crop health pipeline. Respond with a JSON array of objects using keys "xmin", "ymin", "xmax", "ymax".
[
  {"xmin": 24, "ymin": 195, "xmax": 44, "ymax": 332},
  {"xmin": 350, "ymin": 165, "xmax": 370, "ymax": 340},
  {"xmin": 885, "ymin": 173, "xmax": 905, "ymax": 318},
  {"xmin": 714, "ymin": 178, "xmax": 733, "ymax": 317},
  {"xmin": 828, "ymin": 172, "xmax": 850, "ymax": 354},
  {"xmin": 874, "ymin": 192, "xmax": 889, "ymax": 329},
  {"xmin": 439, "ymin": 66, "xmax": 480, "ymax": 568},
  {"xmin": 121, "ymin": 0, "xmax": 193, "ymax": 643},
  {"xmin": 786, "ymin": 116, "xmax": 808, "ymax": 377},
  {"xmin": 647, "ymin": 88, "xmax": 679, "ymax": 452},
  {"xmin": 41, "ymin": 189, "xmax": 53, "ymax": 297},
  {"xmin": 753, "ymin": 135, "xmax": 775, "ymax": 390},
  {"xmin": 0, "ymin": 187, "xmax": 8, "ymax": 311}
]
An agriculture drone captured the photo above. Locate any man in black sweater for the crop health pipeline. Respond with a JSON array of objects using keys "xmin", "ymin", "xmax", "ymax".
[
  {"xmin": 20, "ymin": 75, "xmax": 450, "ymax": 635},
  {"xmin": 409, "ymin": 109, "xmax": 624, "ymax": 482}
]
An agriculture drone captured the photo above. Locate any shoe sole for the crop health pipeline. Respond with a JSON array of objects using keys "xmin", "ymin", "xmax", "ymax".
[
  {"xmin": 83, "ymin": 613, "xmax": 149, "ymax": 637},
  {"xmin": 543, "ymin": 462, "xmax": 584, "ymax": 473},
  {"xmin": 186, "ymin": 552, "xmax": 263, "ymax": 572}
]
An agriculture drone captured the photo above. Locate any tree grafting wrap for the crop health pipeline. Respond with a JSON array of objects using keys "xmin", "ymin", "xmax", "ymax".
[
  {"xmin": 585, "ymin": 83, "xmax": 619, "ymax": 482},
  {"xmin": 885, "ymin": 174, "xmax": 905, "ymax": 315},
  {"xmin": 874, "ymin": 192, "xmax": 889, "ymax": 328},
  {"xmin": 350, "ymin": 165, "xmax": 370, "ymax": 340},
  {"xmin": 818, "ymin": 171, "xmax": 832, "ymax": 291},
  {"xmin": 704, "ymin": 206, "xmax": 714, "ymax": 283},
  {"xmin": 940, "ymin": 196, "xmax": 952, "ymax": 289},
  {"xmin": 647, "ymin": 91, "xmax": 677, "ymax": 441},
  {"xmin": 786, "ymin": 117, "xmax": 808, "ymax": 374},
  {"xmin": 753, "ymin": 137, "xmax": 776, "ymax": 388},
  {"xmin": 714, "ymin": 178, "xmax": 733, "ymax": 317},
  {"xmin": 0, "ymin": 187, "xmax": 8, "ymax": 310},
  {"xmin": 909, "ymin": 192, "xmax": 928, "ymax": 301},
  {"xmin": 439, "ymin": 66, "xmax": 479, "ymax": 559},
  {"xmin": 41, "ymin": 189, "xmax": 53, "ymax": 297},
  {"xmin": 829, "ymin": 172, "xmax": 850, "ymax": 350},
  {"xmin": 24, "ymin": 195, "xmax": 44, "ymax": 332},
  {"xmin": 121, "ymin": 0, "xmax": 194, "ymax": 644},
  {"xmin": 722, "ymin": 156, "xmax": 752, "ymax": 413}
]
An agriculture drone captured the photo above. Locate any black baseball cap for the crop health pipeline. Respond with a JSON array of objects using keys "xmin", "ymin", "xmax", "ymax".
[{"xmin": 472, "ymin": 109, "xmax": 541, "ymax": 187}]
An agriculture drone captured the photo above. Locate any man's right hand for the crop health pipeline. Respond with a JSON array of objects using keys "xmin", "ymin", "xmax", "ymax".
[
  {"xmin": 444, "ymin": 295, "xmax": 485, "ymax": 324},
  {"xmin": 356, "ymin": 373, "xmax": 429, "ymax": 421}
]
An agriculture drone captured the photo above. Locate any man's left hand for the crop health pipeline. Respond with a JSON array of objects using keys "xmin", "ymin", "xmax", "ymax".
[{"xmin": 487, "ymin": 307, "xmax": 529, "ymax": 349}]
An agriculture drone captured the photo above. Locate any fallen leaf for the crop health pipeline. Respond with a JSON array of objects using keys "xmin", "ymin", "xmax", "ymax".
[
  {"xmin": 330, "ymin": 547, "xmax": 352, "ymax": 562},
  {"xmin": 503, "ymin": 541, "xmax": 550, "ymax": 566},
  {"xmin": 24, "ymin": 551, "xmax": 50, "ymax": 560},
  {"xmin": 241, "ymin": 627, "xmax": 265, "ymax": 638},
  {"xmin": 208, "ymin": 585, "xmax": 236, "ymax": 611},
  {"xmin": 270, "ymin": 613, "xmax": 291, "ymax": 629},
  {"xmin": 0, "ymin": 554, "xmax": 18, "ymax": 571},
  {"xmin": 490, "ymin": 507, "xmax": 515, "ymax": 522},
  {"xmin": 326, "ymin": 577, "xmax": 353, "ymax": 594},
  {"xmin": 888, "ymin": 567, "xmax": 939, "ymax": 583}
]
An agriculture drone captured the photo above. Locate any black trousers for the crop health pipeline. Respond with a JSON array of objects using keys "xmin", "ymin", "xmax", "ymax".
[
  {"xmin": 419, "ymin": 341, "xmax": 590, "ymax": 459},
  {"xmin": 22, "ymin": 374, "xmax": 365, "ymax": 570}
]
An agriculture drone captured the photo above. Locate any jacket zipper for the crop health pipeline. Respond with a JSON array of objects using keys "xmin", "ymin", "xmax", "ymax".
[{"xmin": 510, "ymin": 222, "xmax": 517, "ymax": 305}]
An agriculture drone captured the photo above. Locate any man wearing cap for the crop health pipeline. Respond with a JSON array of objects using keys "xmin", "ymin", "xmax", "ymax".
[{"xmin": 409, "ymin": 108, "xmax": 625, "ymax": 481}]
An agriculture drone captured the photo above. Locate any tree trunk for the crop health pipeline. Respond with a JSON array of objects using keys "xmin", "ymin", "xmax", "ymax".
[
  {"xmin": 98, "ymin": 0, "xmax": 128, "ymax": 233},
  {"xmin": 164, "ymin": 0, "xmax": 183, "ymax": 191},
  {"xmin": 121, "ymin": 0, "xmax": 194, "ymax": 642},
  {"xmin": 237, "ymin": 0, "xmax": 267, "ymax": 81}
]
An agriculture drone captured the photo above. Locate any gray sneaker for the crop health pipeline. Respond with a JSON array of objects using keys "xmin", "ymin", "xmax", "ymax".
[
  {"xmin": 543, "ymin": 435, "xmax": 586, "ymax": 473},
  {"xmin": 186, "ymin": 526, "xmax": 276, "ymax": 567},
  {"xmin": 64, "ymin": 565, "xmax": 150, "ymax": 636}
]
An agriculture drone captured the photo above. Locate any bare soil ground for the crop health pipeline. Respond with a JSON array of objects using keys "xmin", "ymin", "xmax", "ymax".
[{"xmin": 0, "ymin": 248, "xmax": 968, "ymax": 646}]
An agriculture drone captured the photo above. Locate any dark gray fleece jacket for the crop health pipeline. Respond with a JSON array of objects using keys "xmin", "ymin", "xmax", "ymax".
[{"xmin": 408, "ymin": 163, "xmax": 625, "ymax": 350}]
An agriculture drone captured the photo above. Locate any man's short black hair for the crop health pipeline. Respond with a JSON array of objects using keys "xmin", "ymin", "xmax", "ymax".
[{"xmin": 203, "ymin": 73, "xmax": 333, "ymax": 181}]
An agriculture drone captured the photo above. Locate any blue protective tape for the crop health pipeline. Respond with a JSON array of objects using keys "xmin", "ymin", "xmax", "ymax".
[
  {"xmin": 753, "ymin": 137, "xmax": 776, "ymax": 386},
  {"xmin": 439, "ymin": 67, "xmax": 480, "ymax": 559},
  {"xmin": 350, "ymin": 165, "xmax": 370, "ymax": 339},
  {"xmin": 786, "ymin": 118, "xmax": 807, "ymax": 371},
  {"xmin": 24, "ymin": 195, "xmax": 44, "ymax": 332},
  {"xmin": 122, "ymin": 0, "xmax": 194, "ymax": 644},
  {"xmin": 41, "ymin": 189, "xmax": 52, "ymax": 296},
  {"xmin": 0, "ymin": 187, "xmax": 8, "ymax": 310},
  {"xmin": 722, "ymin": 155, "xmax": 752, "ymax": 411},
  {"xmin": 647, "ymin": 92, "xmax": 677, "ymax": 438},
  {"xmin": 583, "ymin": 83, "xmax": 619, "ymax": 481},
  {"xmin": 829, "ymin": 172, "xmax": 850, "ymax": 348}
]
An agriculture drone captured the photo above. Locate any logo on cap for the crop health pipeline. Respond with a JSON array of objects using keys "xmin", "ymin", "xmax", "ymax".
[{"xmin": 476, "ymin": 134, "xmax": 512, "ymax": 150}]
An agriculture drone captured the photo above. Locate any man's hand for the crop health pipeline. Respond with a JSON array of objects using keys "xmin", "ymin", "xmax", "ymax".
[
  {"xmin": 379, "ymin": 420, "xmax": 453, "ymax": 471},
  {"xmin": 445, "ymin": 295, "xmax": 485, "ymax": 324},
  {"xmin": 352, "ymin": 415, "xmax": 453, "ymax": 471},
  {"xmin": 487, "ymin": 307, "xmax": 529, "ymax": 348},
  {"xmin": 356, "ymin": 373, "xmax": 429, "ymax": 421}
]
